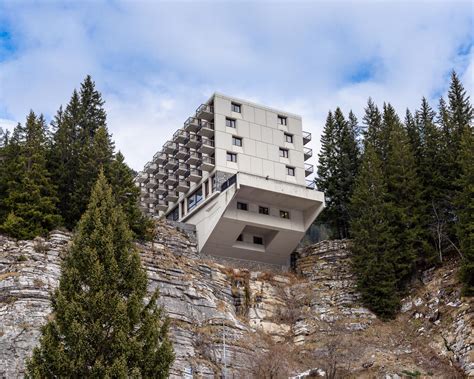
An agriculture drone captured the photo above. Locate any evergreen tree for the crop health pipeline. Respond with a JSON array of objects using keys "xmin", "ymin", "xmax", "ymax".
[
  {"xmin": 0, "ymin": 112, "xmax": 61, "ymax": 239},
  {"xmin": 456, "ymin": 126, "xmax": 474, "ymax": 296},
  {"xmin": 362, "ymin": 98, "xmax": 383, "ymax": 154},
  {"xmin": 109, "ymin": 151, "xmax": 154, "ymax": 240},
  {"xmin": 26, "ymin": 172, "xmax": 174, "ymax": 377},
  {"xmin": 350, "ymin": 145, "xmax": 399, "ymax": 319}
]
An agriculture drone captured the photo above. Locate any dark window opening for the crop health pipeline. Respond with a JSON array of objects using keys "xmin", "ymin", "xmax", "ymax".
[
  {"xmin": 237, "ymin": 202, "xmax": 248, "ymax": 211},
  {"xmin": 253, "ymin": 236, "xmax": 263, "ymax": 245},
  {"xmin": 259, "ymin": 206, "xmax": 269, "ymax": 215}
]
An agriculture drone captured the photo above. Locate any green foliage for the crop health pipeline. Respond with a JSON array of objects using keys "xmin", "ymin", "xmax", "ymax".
[
  {"xmin": 456, "ymin": 126, "xmax": 474, "ymax": 296},
  {"xmin": 0, "ymin": 112, "xmax": 61, "ymax": 239},
  {"xmin": 350, "ymin": 145, "xmax": 399, "ymax": 318},
  {"xmin": 316, "ymin": 108, "xmax": 360, "ymax": 239},
  {"xmin": 26, "ymin": 172, "xmax": 174, "ymax": 377}
]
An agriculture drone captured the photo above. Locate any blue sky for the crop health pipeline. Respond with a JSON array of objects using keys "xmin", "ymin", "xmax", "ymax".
[{"xmin": 0, "ymin": 0, "xmax": 472, "ymax": 170}]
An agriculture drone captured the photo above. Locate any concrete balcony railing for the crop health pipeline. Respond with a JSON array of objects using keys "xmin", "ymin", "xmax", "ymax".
[
  {"xmin": 186, "ymin": 133, "xmax": 202, "ymax": 149},
  {"xmin": 196, "ymin": 103, "xmax": 214, "ymax": 121},
  {"xmin": 154, "ymin": 151, "xmax": 168, "ymax": 164},
  {"xmin": 156, "ymin": 184, "xmax": 168, "ymax": 194},
  {"xmin": 165, "ymin": 158, "xmax": 179, "ymax": 170},
  {"xmin": 166, "ymin": 191, "xmax": 179, "ymax": 203},
  {"xmin": 145, "ymin": 178, "xmax": 159, "ymax": 189},
  {"xmin": 303, "ymin": 147, "xmax": 313, "ymax": 161},
  {"xmin": 173, "ymin": 129, "xmax": 189, "ymax": 144},
  {"xmin": 200, "ymin": 156, "xmax": 215, "ymax": 172},
  {"xmin": 156, "ymin": 198, "xmax": 168, "ymax": 211},
  {"xmin": 198, "ymin": 120, "xmax": 214, "ymax": 138},
  {"xmin": 136, "ymin": 171, "xmax": 148, "ymax": 183},
  {"xmin": 186, "ymin": 151, "xmax": 202, "ymax": 165},
  {"xmin": 145, "ymin": 162, "xmax": 158, "ymax": 175},
  {"xmin": 176, "ymin": 162, "xmax": 190, "ymax": 176},
  {"xmin": 163, "ymin": 141, "xmax": 178, "ymax": 154},
  {"xmin": 165, "ymin": 174, "xmax": 178, "ymax": 186},
  {"xmin": 155, "ymin": 166, "xmax": 168, "ymax": 179},
  {"xmin": 305, "ymin": 179, "xmax": 316, "ymax": 190},
  {"xmin": 199, "ymin": 138, "xmax": 215, "ymax": 155},
  {"xmin": 303, "ymin": 131, "xmax": 312, "ymax": 145},
  {"xmin": 304, "ymin": 163, "xmax": 314, "ymax": 177},
  {"xmin": 177, "ymin": 180, "xmax": 190, "ymax": 193},
  {"xmin": 187, "ymin": 168, "xmax": 202, "ymax": 182},
  {"xmin": 176, "ymin": 147, "xmax": 190, "ymax": 160},
  {"xmin": 184, "ymin": 117, "xmax": 201, "ymax": 133}
]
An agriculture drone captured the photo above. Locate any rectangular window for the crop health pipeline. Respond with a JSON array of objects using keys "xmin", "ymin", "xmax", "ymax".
[
  {"xmin": 237, "ymin": 202, "xmax": 248, "ymax": 211},
  {"xmin": 253, "ymin": 236, "xmax": 263, "ymax": 245},
  {"xmin": 286, "ymin": 166, "xmax": 295, "ymax": 176},
  {"xmin": 231, "ymin": 102, "xmax": 241, "ymax": 113},
  {"xmin": 187, "ymin": 188, "xmax": 203, "ymax": 211},
  {"xmin": 284, "ymin": 133, "xmax": 293, "ymax": 143},
  {"xmin": 280, "ymin": 210, "xmax": 290, "ymax": 219},
  {"xmin": 232, "ymin": 136, "xmax": 242, "ymax": 147},
  {"xmin": 204, "ymin": 180, "xmax": 209, "ymax": 197},
  {"xmin": 166, "ymin": 207, "xmax": 179, "ymax": 221},
  {"xmin": 278, "ymin": 115, "xmax": 287, "ymax": 125},
  {"xmin": 226, "ymin": 152, "xmax": 237, "ymax": 162},
  {"xmin": 279, "ymin": 148, "xmax": 289, "ymax": 158},
  {"xmin": 226, "ymin": 118, "xmax": 236, "ymax": 128},
  {"xmin": 237, "ymin": 234, "xmax": 243, "ymax": 242},
  {"xmin": 259, "ymin": 206, "xmax": 269, "ymax": 215}
]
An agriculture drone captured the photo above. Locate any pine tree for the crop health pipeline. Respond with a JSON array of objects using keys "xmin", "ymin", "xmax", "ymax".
[
  {"xmin": 26, "ymin": 172, "xmax": 174, "ymax": 377},
  {"xmin": 0, "ymin": 112, "xmax": 61, "ymax": 239},
  {"xmin": 109, "ymin": 151, "xmax": 153, "ymax": 240},
  {"xmin": 350, "ymin": 145, "xmax": 399, "ymax": 319},
  {"xmin": 384, "ymin": 114, "xmax": 423, "ymax": 287},
  {"xmin": 455, "ymin": 126, "xmax": 474, "ymax": 296},
  {"xmin": 362, "ymin": 98, "xmax": 383, "ymax": 154}
]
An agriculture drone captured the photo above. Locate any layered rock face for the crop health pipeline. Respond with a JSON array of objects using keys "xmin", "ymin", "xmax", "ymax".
[{"xmin": 0, "ymin": 223, "xmax": 472, "ymax": 378}]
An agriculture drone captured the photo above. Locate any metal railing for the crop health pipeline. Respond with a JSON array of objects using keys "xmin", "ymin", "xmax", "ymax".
[
  {"xmin": 305, "ymin": 179, "xmax": 316, "ymax": 190},
  {"xmin": 302, "ymin": 131, "xmax": 312, "ymax": 144}
]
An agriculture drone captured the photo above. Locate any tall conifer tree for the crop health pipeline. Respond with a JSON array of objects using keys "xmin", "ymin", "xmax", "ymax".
[{"xmin": 27, "ymin": 172, "xmax": 174, "ymax": 377}]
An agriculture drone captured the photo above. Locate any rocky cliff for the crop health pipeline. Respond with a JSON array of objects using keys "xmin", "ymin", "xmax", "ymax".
[{"xmin": 0, "ymin": 222, "xmax": 472, "ymax": 378}]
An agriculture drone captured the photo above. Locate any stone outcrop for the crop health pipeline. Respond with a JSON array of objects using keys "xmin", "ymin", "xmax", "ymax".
[{"xmin": 0, "ymin": 223, "xmax": 472, "ymax": 378}]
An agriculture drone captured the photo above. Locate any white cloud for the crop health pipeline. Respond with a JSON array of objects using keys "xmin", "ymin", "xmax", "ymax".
[{"xmin": 0, "ymin": 1, "xmax": 472, "ymax": 170}]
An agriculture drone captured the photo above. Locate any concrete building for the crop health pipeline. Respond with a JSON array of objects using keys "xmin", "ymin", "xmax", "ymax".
[{"xmin": 136, "ymin": 93, "xmax": 325, "ymax": 265}]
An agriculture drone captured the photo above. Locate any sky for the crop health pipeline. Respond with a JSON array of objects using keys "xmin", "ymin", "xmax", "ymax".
[{"xmin": 0, "ymin": 0, "xmax": 472, "ymax": 171}]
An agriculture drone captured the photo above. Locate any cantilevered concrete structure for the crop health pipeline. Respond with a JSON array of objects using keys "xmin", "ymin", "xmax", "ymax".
[{"xmin": 136, "ymin": 93, "xmax": 325, "ymax": 265}]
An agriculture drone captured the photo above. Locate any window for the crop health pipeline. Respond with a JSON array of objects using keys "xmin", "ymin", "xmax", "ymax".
[
  {"xmin": 278, "ymin": 115, "xmax": 287, "ymax": 125},
  {"xmin": 226, "ymin": 118, "xmax": 236, "ymax": 128},
  {"xmin": 231, "ymin": 102, "xmax": 241, "ymax": 113},
  {"xmin": 280, "ymin": 210, "xmax": 290, "ymax": 219},
  {"xmin": 237, "ymin": 202, "xmax": 248, "ymax": 211},
  {"xmin": 187, "ymin": 188, "xmax": 203, "ymax": 211},
  {"xmin": 253, "ymin": 236, "xmax": 263, "ymax": 245},
  {"xmin": 284, "ymin": 133, "xmax": 293, "ymax": 143},
  {"xmin": 237, "ymin": 234, "xmax": 243, "ymax": 241},
  {"xmin": 232, "ymin": 136, "xmax": 242, "ymax": 147},
  {"xmin": 286, "ymin": 166, "xmax": 295, "ymax": 176},
  {"xmin": 279, "ymin": 148, "xmax": 289, "ymax": 158},
  {"xmin": 259, "ymin": 206, "xmax": 269, "ymax": 215},
  {"xmin": 227, "ymin": 152, "xmax": 237, "ymax": 162},
  {"xmin": 166, "ymin": 207, "xmax": 179, "ymax": 221}
]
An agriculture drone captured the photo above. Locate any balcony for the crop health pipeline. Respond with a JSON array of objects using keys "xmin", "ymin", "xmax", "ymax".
[
  {"xmin": 144, "ymin": 193, "xmax": 157, "ymax": 204},
  {"xmin": 306, "ymin": 179, "xmax": 316, "ymax": 190},
  {"xmin": 145, "ymin": 162, "xmax": 158, "ymax": 175},
  {"xmin": 156, "ymin": 198, "xmax": 168, "ymax": 211},
  {"xmin": 176, "ymin": 162, "xmax": 190, "ymax": 176},
  {"xmin": 177, "ymin": 180, "xmax": 190, "ymax": 193},
  {"xmin": 198, "ymin": 120, "xmax": 215, "ymax": 138},
  {"xmin": 199, "ymin": 138, "xmax": 215, "ymax": 155},
  {"xmin": 201, "ymin": 156, "xmax": 215, "ymax": 172},
  {"xmin": 136, "ymin": 171, "xmax": 148, "ymax": 183},
  {"xmin": 304, "ymin": 147, "xmax": 313, "ymax": 161},
  {"xmin": 163, "ymin": 141, "xmax": 178, "ymax": 154},
  {"xmin": 165, "ymin": 174, "xmax": 178, "ymax": 186},
  {"xmin": 305, "ymin": 163, "xmax": 314, "ymax": 176},
  {"xmin": 196, "ymin": 103, "xmax": 214, "ymax": 121},
  {"xmin": 176, "ymin": 147, "xmax": 190, "ymax": 160},
  {"xmin": 186, "ymin": 151, "xmax": 202, "ymax": 165},
  {"xmin": 186, "ymin": 133, "xmax": 202, "ymax": 149},
  {"xmin": 173, "ymin": 129, "xmax": 189, "ymax": 144},
  {"xmin": 303, "ymin": 131, "xmax": 312, "ymax": 145},
  {"xmin": 165, "ymin": 158, "xmax": 179, "ymax": 170},
  {"xmin": 154, "ymin": 151, "xmax": 168, "ymax": 164},
  {"xmin": 184, "ymin": 117, "xmax": 201, "ymax": 133},
  {"xmin": 155, "ymin": 167, "xmax": 168, "ymax": 180},
  {"xmin": 156, "ymin": 184, "xmax": 168, "ymax": 195},
  {"xmin": 187, "ymin": 168, "xmax": 202, "ymax": 182},
  {"xmin": 145, "ymin": 178, "xmax": 158, "ymax": 189},
  {"xmin": 166, "ymin": 191, "xmax": 179, "ymax": 203}
]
